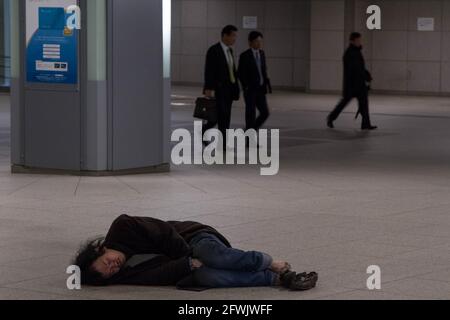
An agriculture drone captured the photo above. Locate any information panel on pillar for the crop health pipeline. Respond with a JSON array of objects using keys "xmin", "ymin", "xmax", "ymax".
[{"xmin": 25, "ymin": 0, "xmax": 78, "ymax": 88}]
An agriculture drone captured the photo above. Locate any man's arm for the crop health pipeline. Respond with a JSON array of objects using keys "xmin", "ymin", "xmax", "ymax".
[
  {"xmin": 238, "ymin": 53, "xmax": 249, "ymax": 90},
  {"xmin": 159, "ymin": 223, "xmax": 192, "ymax": 259},
  {"xmin": 365, "ymin": 69, "xmax": 373, "ymax": 82},
  {"xmin": 262, "ymin": 51, "xmax": 272, "ymax": 93},
  {"xmin": 116, "ymin": 257, "xmax": 193, "ymax": 286},
  {"xmin": 204, "ymin": 47, "xmax": 216, "ymax": 95},
  {"xmin": 105, "ymin": 215, "xmax": 190, "ymax": 259},
  {"xmin": 136, "ymin": 216, "xmax": 191, "ymax": 259},
  {"xmin": 344, "ymin": 51, "xmax": 358, "ymax": 87},
  {"xmin": 262, "ymin": 51, "xmax": 269, "ymax": 80}
]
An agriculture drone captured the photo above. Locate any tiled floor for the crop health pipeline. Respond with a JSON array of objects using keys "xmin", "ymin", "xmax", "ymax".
[{"xmin": 0, "ymin": 88, "xmax": 449, "ymax": 300}]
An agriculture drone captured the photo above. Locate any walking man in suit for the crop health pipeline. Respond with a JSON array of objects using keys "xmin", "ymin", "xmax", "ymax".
[
  {"xmin": 203, "ymin": 25, "xmax": 240, "ymax": 150},
  {"xmin": 327, "ymin": 32, "xmax": 377, "ymax": 130},
  {"xmin": 238, "ymin": 31, "xmax": 271, "ymax": 135}
]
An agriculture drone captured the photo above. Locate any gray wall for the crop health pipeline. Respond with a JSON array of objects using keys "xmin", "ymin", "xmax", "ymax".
[
  {"xmin": 171, "ymin": 0, "xmax": 311, "ymax": 89},
  {"xmin": 354, "ymin": 0, "xmax": 450, "ymax": 95},
  {"xmin": 309, "ymin": 0, "xmax": 346, "ymax": 91},
  {"xmin": 173, "ymin": 0, "xmax": 450, "ymax": 95}
]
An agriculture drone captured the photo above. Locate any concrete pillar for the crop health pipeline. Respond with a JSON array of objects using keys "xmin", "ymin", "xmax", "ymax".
[{"xmin": 10, "ymin": 0, "xmax": 171, "ymax": 175}]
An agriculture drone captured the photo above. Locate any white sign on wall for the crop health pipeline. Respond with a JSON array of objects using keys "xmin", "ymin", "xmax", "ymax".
[
  {"xmin": 417, "ymin": 17, "xmax": 435, "ymax": 31},
  {"xmin": 243, "ymin": 16, "xmax": 258, "ymax": 29}
]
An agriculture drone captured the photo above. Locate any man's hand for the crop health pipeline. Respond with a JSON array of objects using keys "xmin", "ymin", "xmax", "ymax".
[
  {"xmin": 204, "ymin": 90, "xmax": 214, "ymax": 98},
  {"xmin": 270, "ymin": 261, "xmax": 291, "ymax": 274},
  {"xmin": 191, "ymin": 258, "xmax": 203, "ymax": 269}
]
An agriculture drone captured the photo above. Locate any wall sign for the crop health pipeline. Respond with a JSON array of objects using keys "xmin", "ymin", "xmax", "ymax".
[
  {"xmin": 26, "ymin": 0, "xmax": 78, "ymax": 84},
  {"xmin": 417, "ymin": 17, "xmax": 435, "ymax": 31},
  {"xmin": 243, "ymin": 16, "xmax": 258, "ymax": 30}
]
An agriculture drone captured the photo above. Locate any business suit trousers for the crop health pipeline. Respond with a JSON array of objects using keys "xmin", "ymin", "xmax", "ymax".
[
  {"xmin": 202, "ymin": 91, "xmax": 234, "ymax": 149},
  {"xmin": 244, "ymin": 87, "xmax": 270, "ymax": 131},
  {"xmin": 329, "ymin": 89, "xmax": 371, "ymax": 128}
]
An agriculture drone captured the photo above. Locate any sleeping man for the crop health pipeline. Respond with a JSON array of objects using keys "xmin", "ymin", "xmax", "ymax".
[{"xmin": 73, "ymin": 214, "xmax": 318, "ymax": 291}]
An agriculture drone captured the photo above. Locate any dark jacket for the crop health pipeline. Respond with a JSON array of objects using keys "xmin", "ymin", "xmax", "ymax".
[
  {"xmin": 204, "ymin": 42, "xmax": 240, "ymax": 100},
  {"xmin": 238, "ymin": 48, "xmax": 269, "ymax": 94},
  {"xmin": 343, "ymin": 44, "xmax": 372, "ymax": 97},
  {"xmin": 103, "ymin": 214, "xmax": 231, "ymax": 286}
]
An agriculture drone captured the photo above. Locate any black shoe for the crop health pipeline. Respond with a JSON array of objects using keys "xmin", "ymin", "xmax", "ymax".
[
  {"xmin": 280, "ymin": 271, "xmax": 297, "ymax": 288},
  {"xmin": 291, "ymin": 272, "xmax": 319, "ymax": 291},
  {"xmin": 289, "ymin": 272, "xmax": 318, "ymax": 291},
  {"xmin": 280, "ymin": 271, "xmax": 319, "ymax": 291},
  {"xmin": 327, "ymin": 117, "xmax": 334, "ymax": 129},
  {"xmin": 362, "ymin": 125, "xmax": 378, "ymax": 131}
]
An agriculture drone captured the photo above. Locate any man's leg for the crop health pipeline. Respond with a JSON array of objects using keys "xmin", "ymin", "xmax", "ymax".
[
  {"xmin": 202, "ymin": 119, "xmax": 218, "ymax": 136},
  {"xmin": 357, "ymin": 90, "xmax": 372, "ymax": 129},
  {"xmin": 202, "ymin": 93, "xmax": 219, "ymax": 138},
  {"xmin": 254, "ymin": 90, "xmax": 270, "ymax": 131},
  {"xmin": 217, "ymin": 94, "xmax": 233, "ymax": 150},
  {"xmin": 244, "ymin": 90, "xmax": 257, "ymax": 131},
  {"xmin": 191, "ymin": 233, "xmax": 273, "ymax": 272},
  {"xmin": 192, "ymin": 266, "xmax": 277, "ymax": 288},
  {"xmin": 328, "ymin": 94, "xmax": 352, "ymax": 122}
]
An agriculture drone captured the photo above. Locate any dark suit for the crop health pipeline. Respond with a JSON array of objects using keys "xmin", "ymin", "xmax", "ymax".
[
  {"xmin": 238, "ymin": 48, "xmax": 270, "ymax": 131},
  {"xmin": 329, "ymin": 44, "xmax": 373, "ymax": 128},
  {"xmin": 203, "ymin": 42, "xmax": 240, "ymax": 147}
]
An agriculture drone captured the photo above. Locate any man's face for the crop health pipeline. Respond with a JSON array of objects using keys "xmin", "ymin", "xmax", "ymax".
[
  {"xmin": 91, "ymin": 248, "xmax": 126, "ymax": 279},
  {"xmin": 223, "ymin": 31, "xmax": 238, "ymax": 46},
  {"xmin": 250, "ymin": 37, "xmax": 263, "ymax": 50},
  {"xmin": 352, "ymin": 37, "xmax": 362, "ymax": 47}
]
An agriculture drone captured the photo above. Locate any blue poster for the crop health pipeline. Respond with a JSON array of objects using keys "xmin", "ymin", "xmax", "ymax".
[{"xmin": 26, "ymin": 7, "xmax": 78, "ymax": 84}]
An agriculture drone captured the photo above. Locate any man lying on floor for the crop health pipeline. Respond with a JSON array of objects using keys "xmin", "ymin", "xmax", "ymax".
[{"xmin": 73, "ymin": 214, "xmax": 318, "ymax": 291}]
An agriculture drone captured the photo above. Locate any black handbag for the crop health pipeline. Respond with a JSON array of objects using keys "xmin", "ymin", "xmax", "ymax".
[{"xmin": 194, "ymin": 97, "xmax": 217, "ymax": 123}]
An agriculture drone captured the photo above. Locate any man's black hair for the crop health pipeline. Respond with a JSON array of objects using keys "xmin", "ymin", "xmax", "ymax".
[
  {"xmin": 72, "ymin": 236, "xmax": 107, "ymax": 286},
  {"xmin": 350, "ymin": 32, "xmax": 362, "ymax": 41},
  {"xmin": 222, "ymin": 25, "xmax": 238, "ymax": 37},
  {"xmin": 248, "ymin": 31, "xmax": 263, "ymax": 42}
]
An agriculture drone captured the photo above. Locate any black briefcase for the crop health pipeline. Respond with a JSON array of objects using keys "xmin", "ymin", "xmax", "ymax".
[{"xmin": 194, "ymin": 97, "xmax": 217, "ymax": 123}]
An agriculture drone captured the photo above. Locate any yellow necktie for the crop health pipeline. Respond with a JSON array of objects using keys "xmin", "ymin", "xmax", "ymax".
[{"xmin": 227, "ymin": 49, "xmax": 236, "ymax": 84}]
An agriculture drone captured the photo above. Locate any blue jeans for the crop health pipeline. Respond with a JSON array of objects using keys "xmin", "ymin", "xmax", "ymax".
[{"xmin": 188, "ymin": 232, "xmax": 277, "ymax": 288}]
